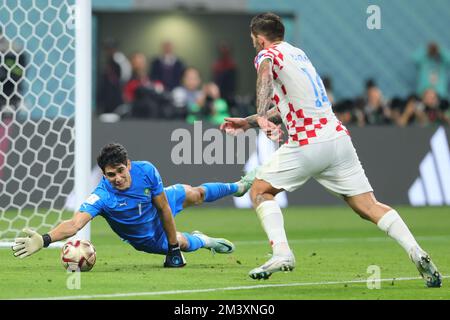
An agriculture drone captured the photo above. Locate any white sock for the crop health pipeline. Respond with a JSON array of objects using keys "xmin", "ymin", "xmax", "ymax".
[
  {"xmin": 377, "ymin": 209, "xmax": 421, "ymax": 255},
  {"xmin": 256, "ymin": 200, "xmax": 291, "ymax": 256}
]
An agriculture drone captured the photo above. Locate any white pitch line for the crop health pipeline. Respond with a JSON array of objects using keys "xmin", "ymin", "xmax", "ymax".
[{"xmin": 19, "ymin": 275, "xmax": 449, "ymax": 300}]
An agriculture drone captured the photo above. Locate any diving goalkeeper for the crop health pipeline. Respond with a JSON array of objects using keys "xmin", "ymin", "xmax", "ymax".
[{"xmin": 12, "ymin": 143, "xmax": 255, "ymax": 267}]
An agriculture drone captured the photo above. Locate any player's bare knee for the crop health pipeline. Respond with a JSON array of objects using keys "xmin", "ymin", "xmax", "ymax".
[
  {"xmin": 185, "ymin": 185, "xmax": 204, "ymax": 206},
  {"xmin": 190, "ymin": 186, "xmax": 204, "ymax": 205},
  {"xmin": 197, "ymin": 187, "xmax": 205, "ymax": 204},
  {"xmin": 250, "ymin": 186, "xmax": 263, "ymax": 208},
  {"xmin": 250, "ymin": 183, "xmax": 273, "ymax": 209}
]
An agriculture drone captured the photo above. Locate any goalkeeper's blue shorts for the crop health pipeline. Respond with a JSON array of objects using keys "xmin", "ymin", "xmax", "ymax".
[{"xmin": 129, "ymin": 184, "xmax": 186, "ymax": 254}]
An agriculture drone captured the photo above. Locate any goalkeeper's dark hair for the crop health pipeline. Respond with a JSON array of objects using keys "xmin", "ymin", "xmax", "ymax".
[
  {"xmin": 97, "ymin": 143, "xmax": 128, "ymax": 172},
  {"xmin": 250, "ymin": 12, "xmax": 285, "ymax": 42}
]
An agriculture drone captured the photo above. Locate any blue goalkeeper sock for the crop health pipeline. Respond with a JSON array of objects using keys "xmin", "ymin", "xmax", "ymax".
[
  {"xmin": 182, "ymin": 233, "xmax": 205, "ymax": 252},
  {"xmin": 201, "ymin": 182, "xmax": 238, "ymax": 202}
]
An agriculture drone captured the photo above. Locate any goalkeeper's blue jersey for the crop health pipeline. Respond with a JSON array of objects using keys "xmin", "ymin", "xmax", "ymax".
[{"xmin": 79, "ymin": 161, "xmax": 165, "ymax": 245}]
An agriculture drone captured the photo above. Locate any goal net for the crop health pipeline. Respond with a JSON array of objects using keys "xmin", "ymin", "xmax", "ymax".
[{"xmin": 0, "ymin": 0, "xmax": 91, "ymax": 246}]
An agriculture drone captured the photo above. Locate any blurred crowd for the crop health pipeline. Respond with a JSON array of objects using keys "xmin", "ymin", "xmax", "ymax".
[
  {"xmin": 332, "ymin": 80, "xmax": 450, "ymax": 128},
  {"xmin": 96, "ymin": 40, "xmax": 450, "ymax": 127},
  {"xmin": 96, "ymin": 39, "xmax": 252, "ymax": 125},
  {"xmin": 324, "ymin": 43, "xmax": 450, "ymax": 127},
  {"xmin": 1, "ymin": 28, "xmax": 449, "ymax": 128},
  {"xmin": 314, "ymin": 42, "xmax": 450, "ymax": 127}
]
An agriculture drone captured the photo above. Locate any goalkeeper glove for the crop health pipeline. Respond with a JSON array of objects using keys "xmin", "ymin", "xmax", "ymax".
[
  {"xmin": 12, "ymin": 228, "xmax": 51, "ymax": 258},
  {"xmin": 164, "ymin": 243, "xmax": 186, "ymax": 268}
]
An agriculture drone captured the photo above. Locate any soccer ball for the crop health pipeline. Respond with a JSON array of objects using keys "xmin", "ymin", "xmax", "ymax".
[{"xmin": 61, "ymin": 240, "xmax": 96, "ymax": 272}]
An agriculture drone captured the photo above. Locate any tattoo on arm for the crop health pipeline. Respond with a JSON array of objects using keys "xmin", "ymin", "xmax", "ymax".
[
  {"xmin": 267, "ymin": 107, "xmax": 283, "ymax": 125},
  {"xmin": 245, "ymin": 59, "xmax": 281, "ymax": 128},
  {"xmin": 245, "ymin": 107, "xmax": 282, "ymax": 128},
  {"xmin": 245, "ymin": 114, "xmax": 259, "ymax": 128},
  {"xmin": 256, "ymin": 59, "xmax": 274, "ymax": 118}
]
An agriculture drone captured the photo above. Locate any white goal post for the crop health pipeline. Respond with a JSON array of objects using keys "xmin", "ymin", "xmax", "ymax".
[
  {"xmin": 0, "ymin": 0, "xmax": 91, "ymax": 246},
  {"xmin": 74, "ymin": 0, "xmax": 92, "ymax": 241}
]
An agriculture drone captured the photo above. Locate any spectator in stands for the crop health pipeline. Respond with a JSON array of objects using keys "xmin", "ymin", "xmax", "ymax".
[
  {"xmin": 413, "ymin": 42, "xmax": 450, "ymax": 99},
  {"xmin": 391, "ymin": 95, "xmax": 421, "ymax": 127},
  {"xmin": 172, "ymin": 67, "xmax": 203, "ymax": 117},
  {"xmin": 333, "ymin": 99, "xmax": 358, "ymax": 126},
  {"xmin": 187, "ymin": 82, "xmax": 230, "ymax": 125},
  {"xmin": 416, "ymin": 88, "xmax": 450, "ymax": 126},
  {"xmin": 360, "ymin": 79, "xmax": 392, "ymax": 126},
  {"xmin": 149, "ymin": 41, "xmax": 185, "ymax": 91},
  {"xmin": 212, "ymin": 42, "xmax": 237, "ymax": 103},
  {"xmin": 124, "ymin": 52, "xmax": 164, "ymax": 118},
  {"xmin": 390, "ymin": 92, "xmax": 445, "ymax": 127},
  {"xmin": 96, "ymin": 38, "xmax": 131, "ymax": 114}
]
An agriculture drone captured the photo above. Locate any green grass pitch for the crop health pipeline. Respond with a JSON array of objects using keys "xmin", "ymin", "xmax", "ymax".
[{"xmin": 1, "ymin": 206, "xmax": 449, "ymax": 300}]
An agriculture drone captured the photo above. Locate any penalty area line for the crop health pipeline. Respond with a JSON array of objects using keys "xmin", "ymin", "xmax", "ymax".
[{"xmin": 20, "ymin": 275, "xmax": 449, "ymax": 300}]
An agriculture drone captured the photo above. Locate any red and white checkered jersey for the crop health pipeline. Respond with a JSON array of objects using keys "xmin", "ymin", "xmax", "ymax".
[{"xmin": 254, "ymin": 42, "xmax": 349, "ymax": 146}]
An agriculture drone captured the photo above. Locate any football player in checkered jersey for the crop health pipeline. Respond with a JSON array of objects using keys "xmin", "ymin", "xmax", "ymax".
[{"xmin": 220, "ymin": 12, "xmax": 442, "ymax": 287}]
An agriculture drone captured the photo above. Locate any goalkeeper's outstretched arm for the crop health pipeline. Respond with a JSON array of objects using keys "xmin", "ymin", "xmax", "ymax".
[
  {"xmin": 12, "ymin": 212, "xmax": 91, "ymax": 259},
  {"xmin": 48, "ymin": 212, "xmax": 91, "ymax": 243}
]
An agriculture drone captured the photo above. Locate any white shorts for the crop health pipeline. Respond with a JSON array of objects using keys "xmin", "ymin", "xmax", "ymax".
[{"xmin": 256, "ymin": 135, "xmax": 373, "ymax": 197}]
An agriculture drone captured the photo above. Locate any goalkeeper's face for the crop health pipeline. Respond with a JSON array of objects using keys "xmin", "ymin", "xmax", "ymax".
[{"xmin": 103, "ymin": 161, "xmax": 132, "ymax": 190}]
